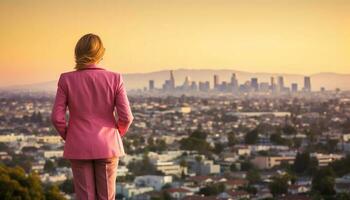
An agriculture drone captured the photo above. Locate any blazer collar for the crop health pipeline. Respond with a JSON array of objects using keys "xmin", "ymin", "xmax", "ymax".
[{"xmin": 78, "ymin": 63, "xmax": 105, "ymax": 71}]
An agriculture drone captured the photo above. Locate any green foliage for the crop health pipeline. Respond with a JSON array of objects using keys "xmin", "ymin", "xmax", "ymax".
[
  {"xmin": 227, "ymin": 133, "xmax": 237, "ymax": 146},
  {"xmin": 269, "ymin": 175, "xmax": 289, "ymax": 197},
  {"xmin": 270, "ymin": 133, "xmax": 288, "ymax": 145},
  {"xmin": 56, "ymin": 158, "xmax": 70, "ymax": 168},
  {"xmin": 240, "ymin": 161, "xmax": 254, "ymax": 171},
  {"xmin": 312, "ymin": 167, "xmax": 336, "ymax": 196},
  {"xmin": 44, "ymin": 160, "xmax": 56, "ymax": 173},
  {"xmin": 293, "ymin": 152, "xmax": 318, "ymax": 175},
  {"xmin": 246, "ymin": 169, "xmax": 261, "ymax": 184},
  {"xmin": 213, "ymin": 143, "xmax": 224, "ymax": 154},
  {"xmin": 44, "ymin": 185, "xmax": 66, "ymax": 200},
  {"xmin": 8, "ymin": 154, "xmax": 33, "ymax": 173},
  {"xmin": 244, "ymin": 129, "xmax": 258, "ymax": 145},
  {"xmin": 59, "ymin": 179, "xmax": 74, "ymax": 194},
  {"xmin": 127, "ymin": 155, "xmax": 162, "ymax": 176},
  {"xmin": 335, "ymin": 193, "xmax": 350, "ymax": 200},
  {"xmin": 282, "ymin": 124, "xmax": 297, "ymax": 135},
  {"xmin": 180, "ymin": 130, "xmax": 212, "ymax": 154},
  {"xmin": 0, "ymin": 164, "xmax": 45, "ymax": 200},
  {"xmin": 199, "ymin": 183, "xmax": 226, "ymax": 196},
  {"xmin": 230, "ymin": 163, "xmax": 238, "ymax": 172},
  {"xmin": 329, "ymin": 155, "xmax": 350, "ymax": 177},
  {"xmin": 146, "ymin": 139, "xmax": 167, "ymax": 152}
]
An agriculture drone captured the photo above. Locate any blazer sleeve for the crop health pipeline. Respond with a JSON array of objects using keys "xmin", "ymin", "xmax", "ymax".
[
  {"xmin": 51, "ymin": 74, "xmax": 68, "ymax": 140},
  {"xmin": 115, "ymin": 73, "xmax": 134, "ymax": 137}
]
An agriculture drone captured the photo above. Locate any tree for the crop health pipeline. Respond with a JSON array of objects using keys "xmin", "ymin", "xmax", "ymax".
[
  {"xmin": 59, "ymin": 179, "xmax": 74, "ymax": 194},
  {"xmin": 245, "ymin": 129, "xmax": 258, "ymax": 145},
  {"xmin": 329, "ymin": 155, "xmax": 350, "ymax": 177},
  {"xmin": 269, "ymin": 175, "xmax": 289, "ymax": 197},
  {"xmin": 127, "ymin": 155, "xmax": 160, "ymax": 176},
  {"xmin": 213, "ymin": 143, "xmax": 224, "ymax": 154},
  {"xmin": 0, "ymin": 164, "xmax": 45, "ymax": 200},
  {"xmin": 230, "ymin": 163, "xmax": 238, "ymax": 172},
  {"xmin": 180, "ymin": 130, "xmax": 212, "ymax": 154},
  {"xmin": 240, "ymin": 161, "xmax": 254, "ymax": 171},
  {"xmin": 312, "ymin": 167, "xmax": 336, "ymax": 196},
  {"xmin": 336, "ymin": 193, "xmax": 350, "ymax": 200},
  {"xmin": 44, "ymin": 160, "xmax": 56, "ymax": 173},
  {"xmin": 246, "ymin": 169, "xmax": 261, "ymax": 184},
  {"xmin": 293, "ymin": 152, "xmax": 310, "ymax": 174},
  {"xmin": 282, "ymin": 124, "xmax": 297, "ymax": 135},
  {"xmin": 228, "ymin": 133, "xmax": 237, "ymax": 146},
  {"xmin": 270, "ymin": 133, "xmax": 287, "ymax": 145},
  {"xmin": 199, "ymin": 183, "xmax": 225, "ymax": 196},
  {"xmin": 45, "ymin": 185, "xmax": 66, "ymax": 200}
]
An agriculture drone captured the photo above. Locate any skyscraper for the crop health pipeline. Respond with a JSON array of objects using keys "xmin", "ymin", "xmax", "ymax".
[
  {"xmin": 213, "ymin": 75, "xmax": 219, "ymax": 90},
  {"xmin": 170, "ymin": 70, "xmax": 175, "ymax": 90},
  {"xmin": 251, "ymin": 78, "xmax": 259, "ymax": 92},
  {"xmin": 149, "ymin": 80, "xmax": 155, "ymax": 91},
  {"xmin": 303, "ymin": 76, "xmax": 311, "ymax": 92},
  {"xmin": 270, "ymin": 77, "xmax": 276, "ymax": 93},
  {"xmin": 277, "ymin": 76, "xmax": 284, "ymax": 92},
  {"xmin": 183, "ymin": 76, "xmax": 191, "ymax": 90},
  {"xmin": 231, "ymin": 73, "xmax": 239, "ymax": 92}
]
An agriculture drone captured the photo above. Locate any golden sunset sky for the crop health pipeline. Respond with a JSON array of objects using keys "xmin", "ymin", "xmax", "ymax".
[{"xmin": 0, "ymin": 0, "xmax": 349, "ymax": 86}]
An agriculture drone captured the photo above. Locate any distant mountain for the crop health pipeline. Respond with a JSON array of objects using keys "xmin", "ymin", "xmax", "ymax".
[{"xmin": 1, "ymin": 69, "xmax": 350, "ymax": 92}]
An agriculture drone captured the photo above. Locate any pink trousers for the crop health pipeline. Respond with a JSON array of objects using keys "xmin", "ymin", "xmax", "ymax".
[{"xmin": 69, "ymin": 157, "xmax": 119, "ymax": 200}]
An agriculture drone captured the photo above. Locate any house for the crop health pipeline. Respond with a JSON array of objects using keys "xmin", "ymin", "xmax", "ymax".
[
  {"xmin": 217, "ymin": 190, "xmax": 250, "ymax": 200},
  {"xmin": 134, "ymin": 175, "xmax": 173, "ymax": 191},
  {"xmin": 224, "ymin": 179, "xmax": 248, "ymax": 190},
  {"xmin": 287, "ymin": 185, "xmax": 310, "ymax": 194},
  {"xmin": 252, "ymin": 156, "xmax": 295, "ymax": 169},
  {"xmin": 117, "ymin": 183, "xmax": 154, "ymax": 199},
  {"xmin": 164, "ymin": 188, "xmax": 194, "ymax": 199}
]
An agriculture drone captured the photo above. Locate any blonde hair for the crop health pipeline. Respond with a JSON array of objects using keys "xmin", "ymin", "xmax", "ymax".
[{"xmin": 74, "ymin": 33, "xmax": 105, "ymax": 70}]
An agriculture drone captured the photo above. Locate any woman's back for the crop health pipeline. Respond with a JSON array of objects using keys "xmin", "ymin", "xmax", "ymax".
[{"xmin": 51, "ymin": 64, "xmax": 133, "ymax": 159}]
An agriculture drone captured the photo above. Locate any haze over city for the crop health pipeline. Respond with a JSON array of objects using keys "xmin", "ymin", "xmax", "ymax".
[{"xmin": 1, "ymin": 0, "xmax": 350, "ymax": 87}]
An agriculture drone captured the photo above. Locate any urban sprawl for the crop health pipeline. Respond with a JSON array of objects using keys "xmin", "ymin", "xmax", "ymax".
[{"xmin": 0, "ymin": 73, "xmax": 350, "ymax": 200}]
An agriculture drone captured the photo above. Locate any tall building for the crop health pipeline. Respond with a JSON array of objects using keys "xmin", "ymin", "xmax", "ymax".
[
  {"xmin": 182, "ymin": 76, "xmax": 191, "ymax": 90},
  {"xmin": 149, "ymin": 80, "xmax": 155, "ymax": 91},
  {"xmin": 169, "ymin": 70, "xmax": 175, "ymax": 90},
  {"xmin": 251, "ymin": 78, "xmax": 259, "ymax": 92},
  {"xmin": 199, "ymin": 81, "xmax": 210, "ymax": 92},
  {"xmin": 213, "ymin": 75, "xmax": 220, "ymax": 90},
  {"xmin": 303, "ymin": 76, "xmax": 311, "ymax": 92},
  {"xmin": 270, "ymin": 77, "xmax": 276, "ymax": 93},
  {"xmin": 230, "ymin": 73, "xmax": 239, "ymax": 92},
  {"xmin": 277, "ymin": 76, "xmax": 284, "ymax": 92}
]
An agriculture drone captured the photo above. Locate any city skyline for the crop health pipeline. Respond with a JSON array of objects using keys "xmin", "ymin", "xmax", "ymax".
[
  {"xmin": 1, "ymin": 0, "xmax": 350, "ymax": 87},
  {"xmin": 151, "ymin": 70, "xmax": 315, "ymax": 94}
]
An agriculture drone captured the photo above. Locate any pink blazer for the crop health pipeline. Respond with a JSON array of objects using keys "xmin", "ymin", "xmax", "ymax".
[{"xmin": 51, "ymin": 64, "xmax": 133, "ymax": 159}]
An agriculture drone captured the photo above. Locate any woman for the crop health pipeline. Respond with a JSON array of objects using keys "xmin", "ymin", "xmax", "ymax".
[{"xmin": 51, "ymin": 33, "xmax": 133, "ymax": 200}]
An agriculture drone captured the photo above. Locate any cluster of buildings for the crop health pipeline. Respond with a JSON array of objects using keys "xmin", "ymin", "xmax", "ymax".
[
  {"xmin": 0, "ymin": 89, "xmax": 350, "ymax": 199},
  {"xmin": 148, "ymin": 70, "xmax": 314, "ymax": 95}
]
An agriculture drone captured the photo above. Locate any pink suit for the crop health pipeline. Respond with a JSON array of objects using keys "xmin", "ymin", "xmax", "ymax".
[
  {"xmin": 51, "ymin": 64, "xmax": 133, "ymax": 199},
  {"xmin": 51, "ymin": 64, "xmax": 133, "ymax": 159}
]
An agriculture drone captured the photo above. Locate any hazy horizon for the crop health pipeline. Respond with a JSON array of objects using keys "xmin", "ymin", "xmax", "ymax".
[
  {"xmin": 1, "ymin": 67, "xmax": 350, "ymax": 88},
  {"xmin": 1, "ymin": 0, "xmax": 350, "ymax": 87}
]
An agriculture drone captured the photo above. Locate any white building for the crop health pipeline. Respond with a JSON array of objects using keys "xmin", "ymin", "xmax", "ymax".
[
  {"xmin": 116, "ymin": 183, "xmax": 154, "ymax": 199},
  {"xmin": 153, "ymin": 161, "xmax": 187, "ymax": 176},
  {"xmin": 134, "ymin": 175, "xmax": 173, "ymax": 191}
]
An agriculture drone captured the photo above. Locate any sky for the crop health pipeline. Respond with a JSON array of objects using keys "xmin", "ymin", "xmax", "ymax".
[{"xmin": 0, "ymin": 0, "xmax": 349, "ymax": 87}]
